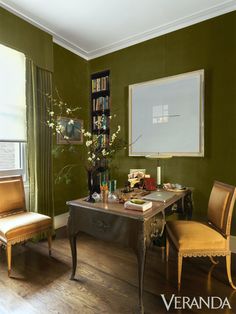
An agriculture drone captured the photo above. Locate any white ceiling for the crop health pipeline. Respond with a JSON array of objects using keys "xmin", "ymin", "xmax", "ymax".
[{"xmin": 0, "ymin": 0, "xmax": 235, "ymax": 60}]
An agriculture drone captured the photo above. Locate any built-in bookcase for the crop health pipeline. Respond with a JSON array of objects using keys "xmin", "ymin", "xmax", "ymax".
[
  {"xmin": 91, "ymin": 70, "xmax": 110, "ymax": 190},
  {"xmin": 91, "ymin": 70, "xmax": 110, "ymax": 148}
]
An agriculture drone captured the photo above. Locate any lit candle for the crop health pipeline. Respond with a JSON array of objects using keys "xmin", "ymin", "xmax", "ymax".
[{"xmin": 157, "ymin": 166, "xmax": 161, "ymax": 185}]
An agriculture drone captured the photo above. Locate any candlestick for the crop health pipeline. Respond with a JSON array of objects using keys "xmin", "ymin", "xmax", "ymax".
[{"xmin": 157, "ymin": 166, "xmax": 161, "ymax": 186}]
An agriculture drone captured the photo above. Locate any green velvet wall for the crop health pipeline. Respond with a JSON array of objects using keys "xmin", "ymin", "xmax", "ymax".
[
  {"xmin": 53, "ymin": 44, "xmax": 89, "ymax": 215},
  {"xmin": 0, "ymin": 7, "xmax": 53, "ymax": 71},
  {"xmin": 89, "ymin": 12, "xmax": 236, "ymax": 223},
  {"xmin": 1, "ymin": 5, "xmax": 236, "ymax": 226},
  {"xmin": 0, "ymin": 7, "xmax": 90, "ymax": 215}
]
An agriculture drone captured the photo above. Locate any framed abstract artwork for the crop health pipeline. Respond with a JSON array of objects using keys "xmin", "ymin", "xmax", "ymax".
[{"xmin": 129, "ymin": 70, "xmax": 204, "ymax": 157}]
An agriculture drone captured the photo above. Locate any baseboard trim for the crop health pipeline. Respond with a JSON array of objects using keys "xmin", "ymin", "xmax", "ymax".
[{"xmin": 54, "ymin": 212, "xmax": 69, "ymax": 229}]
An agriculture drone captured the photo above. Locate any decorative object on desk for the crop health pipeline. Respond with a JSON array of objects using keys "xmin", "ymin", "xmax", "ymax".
[
  {"xmin": 138, "ymin": 178, "xmax": 146, "ymax": 189},
  {"xmin": 117, "ymin": 191, "xmax": 129, "ymax": 203},
  {"xmin": 157, "ymin": 166, "xmax": 161, "ymax": 187},
  {"xmin": 128, "ymin": 169, "xmax": 150, "ymax": 188},
  {"xmin": 91, "ymin": 192, "xmax": 101, "ymax": 202},
  {"xmin": 100, "ymin": 184, "xmax": 109, "ymax": 203},
  {"xmin": 45, "ymin": 90, "xmax": 125, "ymax": 197},
  {"xmin": 86, "ymin": 169, "xmax": 95, "ymax": 202},
  {"xmin": 124, "ymin": 199, "xmax": 152, "ymax": 211},
  {"xmin": 122, "ymin": 181, "xmax": 134, "ymax": 193},
  {"xmin": 144, "ymin": 178, "xmax": 156, "ymax": 191},
  {"xmin": 108, "ymin": 179, "xmax": 117, "ymax": 193},
  {"xmin": 143, "ymin": 191, "xmax": 175, "ymax": 203},
  {"xmin": 108, "ymin": 179, "xmax": 117, "ymax": 200},
  {"xmin": 146, "ymin": 153, "xmax": 172, "ymax": 189},
  {"xmin": 163, "ymin": 182, "xmax": 186, "ymax": 192}
]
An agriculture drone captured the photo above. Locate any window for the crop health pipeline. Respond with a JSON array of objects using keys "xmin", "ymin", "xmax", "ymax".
[{"xmin": 0, "ymin": 44, "xmax": 27, "ymax": 179}]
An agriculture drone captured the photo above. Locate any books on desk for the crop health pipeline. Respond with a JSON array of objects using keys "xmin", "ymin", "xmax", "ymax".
[
  {"xmin": 142, "ymin": 191, "xmax": 175, "ymax": 203},
  {"xmin": 124, "ymin": 199, "xmax": 152, "ymax": 211}
]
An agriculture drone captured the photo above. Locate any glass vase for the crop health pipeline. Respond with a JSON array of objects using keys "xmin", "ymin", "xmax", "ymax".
[{"xmin": 86, "ymin": 169, "xmax": 95, "ymax": 203}]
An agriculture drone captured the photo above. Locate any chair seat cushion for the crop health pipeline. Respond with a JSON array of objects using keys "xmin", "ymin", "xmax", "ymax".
[
  {"xmin": 166, "ymin": 220, "xmax": 227, "ymax": 252},
  {"xmin": 0, "ymin": 212, "xmax": 52, "ymax": 242}
]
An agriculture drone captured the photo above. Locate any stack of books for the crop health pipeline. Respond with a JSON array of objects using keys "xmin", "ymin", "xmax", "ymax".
[{"xmin": 124, "ymin": 199, "xmax": 152, "ymax": 212}]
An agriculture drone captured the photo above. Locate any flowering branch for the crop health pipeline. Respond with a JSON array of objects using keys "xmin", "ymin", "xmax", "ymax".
[{"xmin": 44, "ymin": 91, "xmax": 126, "ymax": 184}]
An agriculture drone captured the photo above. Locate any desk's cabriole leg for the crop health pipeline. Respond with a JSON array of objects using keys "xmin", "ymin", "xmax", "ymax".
[
  {"xmin": 134, "ymin": 224, "xmax": 147, "ymax": 314},
  {"xmin": 47, "ymin": 230, "xmax": 52, "ymax": 256},
  {"xmin": 137, "ymin": 239, "xmax": 146, "ymax": 314},
  {"xmin": 69, "ymin": 235, "xmax": 77, "ymax": 280},
  {"xmin": 67, "ymin": 208, "xmax": 78, "ymax": 280},
  {"xmin": 184, "ymin": 191, "xmax": 193, "ymax": 219}
]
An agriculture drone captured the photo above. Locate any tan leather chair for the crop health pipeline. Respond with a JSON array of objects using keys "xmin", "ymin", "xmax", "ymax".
[
  {"xmin": 166, "ymin": 181, "xmax": 236, "ymax": 290},
  {"xmin": 0, "ymin": 175, "xmax": 52, "ymax": 276}
]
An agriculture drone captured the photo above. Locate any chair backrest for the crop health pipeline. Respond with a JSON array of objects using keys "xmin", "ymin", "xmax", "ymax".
[
  {"xmin": 207, "ymin": 181, "xmax": 236, "ymax": 236},
  {"xmin": 0, "ymin": 175, "xmax": 26, "ymax": 216}
]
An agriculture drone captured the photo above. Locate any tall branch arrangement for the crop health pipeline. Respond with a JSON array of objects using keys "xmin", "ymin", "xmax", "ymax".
[{"xmin": 45, "ymin": 91, "xmax": 125, "ymax": 184}]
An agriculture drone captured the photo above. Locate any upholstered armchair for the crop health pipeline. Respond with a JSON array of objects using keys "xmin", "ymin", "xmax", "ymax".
[
  {"xmin": 0, "ymin": 175, "xmax": 52, "ymax": 276},
  {"xmin": 166, "ymin": 181, "xmax": 236, "ymax": 290}
]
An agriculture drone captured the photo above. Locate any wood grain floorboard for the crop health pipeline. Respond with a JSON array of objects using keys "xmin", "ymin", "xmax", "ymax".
[{"xmin": 0, "ymin": 228, "xmax": 236, "ymax": 313}]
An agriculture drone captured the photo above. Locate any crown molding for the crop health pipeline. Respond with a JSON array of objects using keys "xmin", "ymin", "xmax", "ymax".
[
  {"xmin": 87, "ymin": 0, "xmax": 236, "ymax": 59},
  {"xmin": 1, "ymin": 0, "xmax": 236, "ymax": 61},
  {"xmin": 0, "ymin": 1, "xmax": 89, "ymax": 60},
  {"xmin": 52, "ymin": 37, "xmax": 88, "ymax": 60}
]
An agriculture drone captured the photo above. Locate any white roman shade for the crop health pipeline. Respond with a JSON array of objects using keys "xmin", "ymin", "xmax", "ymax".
[{"xmin": 0, "ymin": 44, "xmax": 26, "ymax": 142}]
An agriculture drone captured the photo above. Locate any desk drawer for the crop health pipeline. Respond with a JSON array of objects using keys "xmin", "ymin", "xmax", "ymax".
[{"xmin": 68, "ymin": 206, "xmax": 131, "ymax": 245}]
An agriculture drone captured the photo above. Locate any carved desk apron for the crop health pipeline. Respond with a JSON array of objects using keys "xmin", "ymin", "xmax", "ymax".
[{"xmin": 67, "ymin": 190, "xmax": 192, "ymax": 314}]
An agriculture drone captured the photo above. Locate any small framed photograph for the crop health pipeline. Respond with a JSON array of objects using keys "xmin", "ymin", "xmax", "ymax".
[
  {"xmin": 57, "ymin": 117, "xmax": 83, "ymax": 144},
  {"xmin": 129, "ymin": 169, "xmax": 146, "ymax": 179}
]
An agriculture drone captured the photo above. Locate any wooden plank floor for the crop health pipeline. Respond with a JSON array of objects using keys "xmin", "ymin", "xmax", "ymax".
[{"xmin": 1, "ymin": 228, "xmax": 236, "ymax": 313}]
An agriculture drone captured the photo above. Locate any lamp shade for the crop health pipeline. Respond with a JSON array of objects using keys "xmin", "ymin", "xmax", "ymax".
[{"xmin": 0, "ymin": 44, "xmax": 26, "ymax": 142}]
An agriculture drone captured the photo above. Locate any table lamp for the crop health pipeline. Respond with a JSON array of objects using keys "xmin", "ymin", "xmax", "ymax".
[{"xmin": 146, "ymin": 153, "xmax": 172, "ymax": 189}]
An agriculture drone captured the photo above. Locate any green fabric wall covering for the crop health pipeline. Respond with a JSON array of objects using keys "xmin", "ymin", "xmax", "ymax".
[
  {"xmin": 89, "ymin": 11, "xmax": 236, "ymax": 224},
  {"xmin": 53, "ymin": 44, "xmax": 89, "ymax": 215},
  {"xmin": 0, "ymin": 7, "xmax": 53, "ymax": 71},
  {"xmin": 1, "ymin": 6, "xmax": 236, "ymax": 227}
]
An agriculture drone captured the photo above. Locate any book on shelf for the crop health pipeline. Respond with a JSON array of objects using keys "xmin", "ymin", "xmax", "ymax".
[
  {"xmin": 92, "ymin": 96, "xmax": 109, "ymax": 111},
  {"xmin": 91, "ymin": 76, "xmax": 109, "ymax": 93},
  {"xmin": 92, "ymin": 134, "xmax": 109, "ymax": 148},
  {"xmin": 92, "ymin": 115, "xmax": 110, "ymax": 131}
]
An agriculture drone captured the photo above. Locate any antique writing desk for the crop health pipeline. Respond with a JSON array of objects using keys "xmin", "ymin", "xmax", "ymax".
[{"xmin": 67, "ymin": 190, "xmax": 192, "ymax": 313}]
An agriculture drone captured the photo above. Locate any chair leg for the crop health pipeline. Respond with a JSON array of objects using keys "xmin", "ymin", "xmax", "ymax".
[
  {"xmin": 6, "ymin": 243, "xmax": 12, "ymax": 277},
  {"xmin": 166, "ymin": 236, "xmax": 169, "ymax": 262},
  {"xmin": 161, "ymin": 247, "xmax": 165, "ymax": 261},
  {"xmin": 209, "ymin": 256, "xmax": 219, "ymax": 265},
  {"xmin": 178, "ymin": 253, "xmax": 183, "ymax": 291},
  {"xmin": 47, "ymin": 231, "xmax": 52, "ymax": 256},
  {"xmin": 226, "ymin": 253, "xmax": 236, "ymax": 289}
]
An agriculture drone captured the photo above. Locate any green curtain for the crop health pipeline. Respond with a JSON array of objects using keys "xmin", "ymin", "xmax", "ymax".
[{"xmin": 26, "ymin": 59, "xmax": 54, "ymax": 221}]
